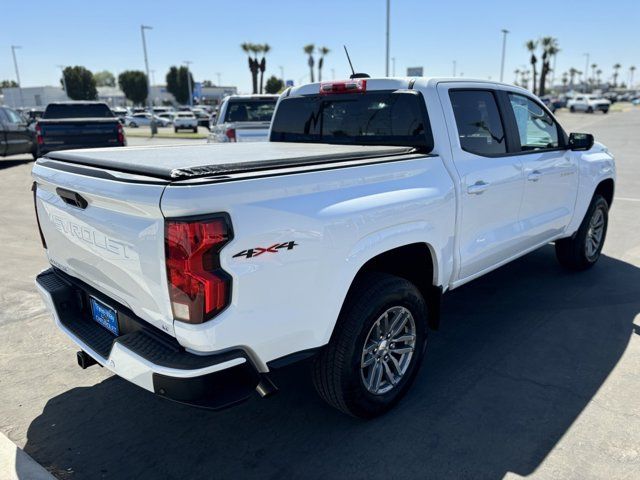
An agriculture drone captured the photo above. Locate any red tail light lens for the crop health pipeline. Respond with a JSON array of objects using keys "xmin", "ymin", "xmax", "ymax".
[
  {"xmin": 165, "ymin": 215, "xmax": 233, "ymax": 324},
  {"xmin": 319, "ymin": 79, "xmax": 367, "ymax": 95},
  {"xmin": 225, "ymin": 128, "xmax": 236, "ymax": 142},
  {"xmin": 117, "ymin": 123, "xmax": 125, "ymax": 145},
  {"xmin": 35, "ymin": 122, "xmax": 43, "ymax": 145}
]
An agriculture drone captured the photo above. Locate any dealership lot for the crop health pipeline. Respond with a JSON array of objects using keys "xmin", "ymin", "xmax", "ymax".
[{"xmin": 1, "ymin": 109, "xmax": 639, "ymax": 479}]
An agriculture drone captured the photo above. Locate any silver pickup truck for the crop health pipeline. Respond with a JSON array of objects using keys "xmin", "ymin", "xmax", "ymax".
[{"xmin": 207, "ymin": 94, "xmax": 278, "ymax": 143}]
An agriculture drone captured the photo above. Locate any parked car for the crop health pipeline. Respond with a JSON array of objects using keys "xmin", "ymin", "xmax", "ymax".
[
  {"xmin": 35, "ymin": 102, "xmax": 125, "ymax": 157},
  {"xmin": 111, "ymin": 107, "xmax": 128, "ymax": 125},
  {"xmin": 567, "ymin": 95, "xmax": 611, "ymax": 113},
  {"xmin": 0, "ymin": 106, "xmax": 36, "ymax": 158},
  {"xmin": 207, "ymin": 94, "xmax": 278, "ymax": 143},
  {"xmin": 157, "ymin": 112, "xmax": 175, "ymax": 124},
  {"xmin": 125, "ymin": 113, "xmax": 171, "ymax": 128},
  {"xmin": 32, "ymin": 77, "xmax": 615, "ymax": 418},
  {"xmin": 191, "ymin": 109, "xmax": 211, "ymax": 129},
  {"xmin": 173, "ymin": 112, "xmax": 198, "ymax": 133}
]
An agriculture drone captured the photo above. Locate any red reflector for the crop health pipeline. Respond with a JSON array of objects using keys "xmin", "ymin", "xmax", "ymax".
[
  {"xmin": 117, "ymin": 123, "xmax": 125, "ymax": 145},
  {"xmin": 165, "ymin": 216, "xmax": 233, "ymax": 324},
  {"xmin": 319, "ymin": 79, "xmax": 367, "ymax": 95},
  {"xmin": 225, "ymin": 128, "xmax": 236, "ymax": 142},
  {"xmin": 35, "ymin": 122, "xmax": 43, "ymax": 145}
]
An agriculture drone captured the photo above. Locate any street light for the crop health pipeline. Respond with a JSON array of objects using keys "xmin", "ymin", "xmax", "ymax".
[
  {"xmin": 11, "ymin": 45, "xmax": 24, "ymax": 107},
  {"xmin": 140, "ymin": 25, "xmax": 156, "ymax": 135},
  {"xmin": 56, "ymin": 65, "xmax": 68, "ymax": 97},
  {"xmin": 500, "ymin": 29, "xmax": 509, "ymax": 83},
  {"xmin": 183, "ymin": 61, "xmax": 193, "ymax": 107},
  {"xmin": 385, "ymin": 0, "xmax": 390, "ymax": 76}
]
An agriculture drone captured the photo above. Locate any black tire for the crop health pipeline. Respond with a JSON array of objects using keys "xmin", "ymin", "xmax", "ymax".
[
  {"xmin": 174, "ymin": 127, "xmax": 178, "ymax": 133},
  {"xmin": 570, "ymin": 106, "xmax": 576, "ymax": 113},
  {"xmin": 602, "ymin": 109, "xmax": 609, "ymax": 114},
  {"xmin": 555, "ymin": 194, "xmax": 609, "ymax": 270},
  {"xmin": 312, "ymin": 272, "xmax": 428, "ymax": 418},
  {"xmin": 130, "ymin": 122, "xmax": 137, "ymax": 128},
  {"xmin": 193, "ymin": 127, "xmax": 198, "ymax": 133},
  {"xmin": 587, "ymin": 106, "xmax": 594, "ymax": 113}
]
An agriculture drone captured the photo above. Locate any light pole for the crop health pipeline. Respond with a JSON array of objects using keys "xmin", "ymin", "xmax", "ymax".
[
  {"xmin": 140, "ymin": 25, "xmax": 156, "ymax": 135},
  {"xmin": 499, "ymin": 29, "xmax": 509, "ymax": 82},
  {"xmin": 150, "ymin": 69, "xmax": 156, "ymax": 86},
  {"xmin": 279, "ymin": 66, "xmax": 284, "ymax": 85},
  {"xmin": 216, "ymin": 72, "xmax": 222, "ymax": 86},
  {"xmin": 385, "ymin": 0, "xmax": 390, "ymax": 76},
  {"xmin": 183, "ymin": 61, "xmax": 193, "ymax": 107},
  {"xmin": 452, "ymin": 60, "xmax": 457, "ymax": 77},
  {"xmin": 11, "ymin": 45, "xmax": 24, "ymax": 107},
  {"xmin": 56, "ymin": 65, "xmax": 68, "ymax": 98},
  {"xmin": 331, "ymin": 68, "xmax": 335, "ymax": 80},
  {"xmin": 583, "ymin": 53, "xmax": 590, "ymax": 93},
  {"xmin": 392, "ymin": 57, "xmax": 396, "ymax": 76}
]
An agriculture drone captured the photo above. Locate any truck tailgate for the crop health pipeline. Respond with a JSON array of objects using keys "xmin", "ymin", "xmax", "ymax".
[
  {"xmin": 234, "ymin": 122, "xmax": 271, "ymax": 142},
  {"xmin": 40, "ymin": 119, "xmax": 120, "ymax": 150},
  {"xmin": 32, "ymin": 162, "xmax": 174, "ymax": 335}
]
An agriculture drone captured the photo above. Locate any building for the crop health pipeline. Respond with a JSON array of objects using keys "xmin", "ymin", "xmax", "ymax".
[{"xmin": 2, "ymin": 86, "xmax": 69, "ymax": 108}]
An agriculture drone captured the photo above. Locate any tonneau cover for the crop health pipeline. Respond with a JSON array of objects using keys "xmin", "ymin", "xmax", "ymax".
[{"xmin": 43, "ymin": 142, "xmax": 416, "ymax": 180}]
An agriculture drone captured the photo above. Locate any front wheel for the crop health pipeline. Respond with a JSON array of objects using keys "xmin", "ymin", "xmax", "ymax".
[
  {"xmin": 587, "ymin": 106, "xmax": 594, "ymax": 113},
  {"xmin": 312, "ymin": 272, "xmax": 427, "ymax": 418},
  {"xmin": 570, "ymin": 106, "xmax": 576, "ymax": 112},
  {"xmin": 555, "ymin": 194, "xmax": 609, "ymax": 270}
]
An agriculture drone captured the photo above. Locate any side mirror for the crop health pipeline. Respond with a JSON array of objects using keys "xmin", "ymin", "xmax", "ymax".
[{"xmin": 569, "ymin": 132, "xmax": 594, "ymax": 151}]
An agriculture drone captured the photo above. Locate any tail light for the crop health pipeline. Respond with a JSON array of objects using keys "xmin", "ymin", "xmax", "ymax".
[
  {"xmin": 165, "ymin": 215, "xmax": 233, "ymax": 324},
  {"xmin": 35, "ymin": 122, "xmax": 43, "ymax": 145},
  {"xmin": 319, "ymin": 79, "xmax": 367, "ymax": 95},
  {"xmin": 225, "ymin": 128, "xmax": 236, "ymax": 142},
  {"xmin": 117, "ymin": 123, "xmax": 125, "ymax": 145}
]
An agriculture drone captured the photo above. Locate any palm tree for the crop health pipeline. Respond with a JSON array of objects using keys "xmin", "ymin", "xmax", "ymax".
[
  {"xmin": 303, "ymin": 44, "xmax": 315, "ymax": 83},
  {"xmin": 317, "ymin": 46, "xmax": 330, "ymax": 82},
  {"xmin": 258, "ymin": 44, "xmax": 270, "ymax": 94},
  {"xmin": 568, "ymin": 68, "xmax": 578, "ymax": 87},
  {"xmin": 526, "ymin": 40, "xmax": 538, "ymax": 94},
  {"xmin": 630, "ymin": 66, "xmax": 636, "ymax": 88},
  {"xmin": 538, "ymin": 36, "xmax": 559, "ymax": 96},
  {"xmin": 612, "ymin": 63, "xmax": 621, "ymax": 87},
  {"xmin": 591, "ymin": 63, "xmax": 597, "ymax": 85},
  {"xmin": 596, "ymin": 69, "xmax": 602, "ymax": 86},
  {"xmin": 562, "ymin": 72, "xmax": 568, "ymax": 89},
  {"xmin": 514, "ymin": 69, "xmax": 520, "ymax": 85},
  {"xmin": 241, "ymin": 42, "xmax": 260, "ymax": 94}
]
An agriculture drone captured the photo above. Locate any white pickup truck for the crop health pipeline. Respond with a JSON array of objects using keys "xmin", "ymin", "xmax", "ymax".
[
  {"xmin": 32, "ymin": 77, "xmax": 615, "ymax": 418},
  {"xmin": 207, "ymin": 94, "xmax": 278, "ymax": 143}
]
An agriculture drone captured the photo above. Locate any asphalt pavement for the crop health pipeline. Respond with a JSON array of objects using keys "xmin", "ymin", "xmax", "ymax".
[{"xmin": 0, "ymin": 109, "xmax": 639, "ymax": 479}]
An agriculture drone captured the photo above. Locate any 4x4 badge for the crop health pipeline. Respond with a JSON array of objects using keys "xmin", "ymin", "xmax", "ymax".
[{"xmin": 233, "ymin": 241, "xmax": 298, "ymax": 259}]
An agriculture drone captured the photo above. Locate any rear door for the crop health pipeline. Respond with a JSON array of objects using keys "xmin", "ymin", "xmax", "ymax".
[
  {"xmin": 32, "ymin": 161, "xmax": 174, "ymax": 335},
  {"xmin": 1, "ymin": 107, "xmax": 33, "ymax": 155},
  {"xmin": 503, "ymin": 92, "xmax": 578, "ymax": 245},
  {"xmin": 438, "ymin": 85, "xmax": 526, "ymax": 280}
]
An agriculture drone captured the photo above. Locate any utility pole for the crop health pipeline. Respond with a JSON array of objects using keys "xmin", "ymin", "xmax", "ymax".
[
  {"xmin": 279, "ymin": 66, "xmax": 284, "ymax": 85},
  {"xmin": 500, "ymin": 29, "xmax": 509, "ymax": 82},
  {"xmin": 452, "ymin": 60, "xmax": 457, "ymax": 77},
  {"xmin": 392, "ymin": 57, "xmax": 396, "ymax": 76},
  {"xmin": 11, "ymin": 45, "xmax": 24, "ymax": 107},
  {"xmin": 150, "ymin": 69, "xmax": 156, "ymax": 86},
  {"xmin": 583, "ymin": 53, "xmax": 590, "ymax": 93},
  {"xmin": 385, "ymin": 0, "xmax": 390, "ymax": 76},
  {"xmin": 331, "ymin": 68, "xmax": 335, "ymax": 80},
  {"xmin": 56, "ymin": 65, "xmax": 68, "ymax": 98},
  {"xmin": 216, "ymin": 72, "xmax": 222, "ymax": 86},
  {"xmin": 140, "ymin": 25, "xmax": 156, "ymax": 135},
  {"xmin": 183, "ymin": 61, "xmax": 193, "ymax": 107}
]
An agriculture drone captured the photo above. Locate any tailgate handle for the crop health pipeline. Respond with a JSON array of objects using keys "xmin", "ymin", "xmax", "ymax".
[{"xmin": 56, "ymin": 188, "xmax": 88, "ymax": 209}]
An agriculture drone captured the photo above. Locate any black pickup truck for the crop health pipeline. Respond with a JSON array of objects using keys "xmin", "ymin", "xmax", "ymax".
[{"xmin": 35, "ymin": 102, "xmax": 126, "ymax": 157}]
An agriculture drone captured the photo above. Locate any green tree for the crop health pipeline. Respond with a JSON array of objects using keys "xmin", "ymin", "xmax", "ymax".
[
  {"xmin": 317, "ymin": 46, "xmax": 330, "ymax": 82},
  {"xmin": 165, "ymin": 66, "xmax": 194, "ymax": 105},
  {"xmin": 525, "ymin": 40, "xmax": 538, "ymax": 94},
  {"xmin": 265, "ymin": 75, "xmax": 284, "ymax": 94},
  {"xmin": 258, "ymin": 44, "xmax": 270, "ymax": 94},
  {"xmin": 612, "ymin": 63, "xmax": 621, "ymax": 87},
  {"xmin": 304, "ymin": 44, "xmax": 315, "ymax": 83},
  {"xmin": 62, "ymin": 66, "xmax": 97, "ymax": 100},
  {"xmin": 0, "ymin": 79, "xmax": 18, "ymax": 93},
  {"xmin": 118, "ymin": 70, "xmax": 148, "ymax": 105},
  {"xmin": 94, "ymin": 70, "xmax": 116, "ymax": 87},
  {"xmin": 241, "ymin": 42, "xmax": 261, "ymax": 94},
  {"xmin": 537, "ymin": 37, "xmax": 559, "ymax": 96}
]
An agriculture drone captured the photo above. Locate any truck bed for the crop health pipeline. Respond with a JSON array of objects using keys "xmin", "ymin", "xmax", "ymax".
[{"xmin": 43, "ymin": 143, "xmax": 417, "ymax": 180}]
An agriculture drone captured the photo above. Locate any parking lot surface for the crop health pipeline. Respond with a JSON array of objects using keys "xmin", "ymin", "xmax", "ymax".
[{"xmin": 1, "ymin": 110, "xmax": 639, "ymax": 479}]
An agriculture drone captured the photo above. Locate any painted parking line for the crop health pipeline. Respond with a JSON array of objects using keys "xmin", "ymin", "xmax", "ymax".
[{"xmin": 614, "ymin": 197, "xmax": 640, "ymax": 203}]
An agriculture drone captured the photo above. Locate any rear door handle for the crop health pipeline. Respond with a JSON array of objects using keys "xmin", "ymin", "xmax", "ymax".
[
  {"xmin": 527, "ymin": 170, "xmax": 542, "ymax": 182},
  {"xmin": 467, "ymin": 180, "xmax": 490, "ymax": 195}
]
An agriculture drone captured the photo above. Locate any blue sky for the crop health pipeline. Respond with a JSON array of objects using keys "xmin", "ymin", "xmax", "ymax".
[{"xmin": 2, "ymin": 0, "xmax": 638, "ymax": 92}]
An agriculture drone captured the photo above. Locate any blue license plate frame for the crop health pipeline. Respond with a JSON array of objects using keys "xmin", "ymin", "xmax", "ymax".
[{"xmin": 89, "ymin": 296, "xmax": 119, "ymax": 336}]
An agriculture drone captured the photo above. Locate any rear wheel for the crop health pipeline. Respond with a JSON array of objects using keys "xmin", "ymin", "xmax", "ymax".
[
  {"xmin": 555, "ymin": 195, "xmax": 609, "ymax": 270},
  {"xmin": 174, "ymin": 127, "xmax": 178, "ymax": 133},
  {"xmin": 587, "ymin": 106, "xmax": 594, "ymax": 113},
  {"xmin": 602, "ymin": 109, "xmax": 609, "ymax": 114},
  {"xmin": 129, "ymin": 122, "xmax": 137, "ymax": 128},
  {"xmin": 570, "ymin": 106, "xmax": 576, "ymax": 112},
  {"xmin": 312, "ymin": 272, "xmax": 427, "ymax": 418},
  {"xmin": 193, "ymin": 127, "xmax": 198, "ymax": 133}
]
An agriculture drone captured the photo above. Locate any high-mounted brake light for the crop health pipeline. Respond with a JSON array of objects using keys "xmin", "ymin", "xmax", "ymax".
[
  {"xmin": 35, "ymin": 122, "xmax": 43, "ymax": 145},
  {"xmin": 165, "ymin": 215, "xmax": 233, "ymax": 324},
  {"xmin": 319, "ymin": 79, "xmax": 367, "ymax": 95},
  {"xmin": 225, "ymin": 127, "xmax": 236, "ymax": 142}
]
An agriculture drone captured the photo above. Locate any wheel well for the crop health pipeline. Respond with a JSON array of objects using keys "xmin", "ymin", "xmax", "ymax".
[
  {"xmin": 595, "ymin": 178, "xmax": 614, "ymax": 207},
  {"xmin": 349, "ymin": 243, "xmax": 442, "ymax": 329}
]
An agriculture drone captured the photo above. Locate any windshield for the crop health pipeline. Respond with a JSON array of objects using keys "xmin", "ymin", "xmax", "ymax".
[
  {"xmin": 270, "ymin": 91, "xmax": 433, "ymax": 150},
  {"xmin": 224, "ymin": 99, "xmax": 276, "ymax": 122},
  {"xmin": 44, "ymin": 103, "xmax": 114, "ymax": 119}
]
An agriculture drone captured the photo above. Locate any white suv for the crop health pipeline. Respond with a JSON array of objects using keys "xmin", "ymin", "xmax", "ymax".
[
  {"xmin": 567, "ymin": 95, "xmax": 610, "ymax": 114},
  {"xmin": 173, "ymin": 112, "xmax": 198, "ymax": 133}
]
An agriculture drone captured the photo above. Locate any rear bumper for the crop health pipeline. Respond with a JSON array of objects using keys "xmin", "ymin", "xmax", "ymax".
[{"xmin": 35, "ymin": 268, "xmax": 265, "ymax": 409}]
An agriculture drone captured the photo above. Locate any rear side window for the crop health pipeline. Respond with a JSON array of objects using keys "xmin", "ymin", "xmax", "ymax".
[
  {"xmin": 449, "ymin": 90, "xmax": 506, "ymax": 156},
  {"xmin": 508, "ymin": 93, "xmax": 559, "ymax": 151},
  {"xmin": 44, "ymin": 103, "xmax": 115, "ymax": 119},
  {"xmin": 270, "ymin": 91, "xmax": 433, "ymax": 150},
  {"xmin": 224, "ymin": 100, "xmax": 276, "ymax": 122}
]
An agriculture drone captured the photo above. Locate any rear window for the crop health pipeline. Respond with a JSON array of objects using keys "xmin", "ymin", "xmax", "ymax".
[
  {"xmin": 44, "ymin": 103, "xmax": 114, "ymax": 119},
  {"xmin": 270, "ymin": 91, "xmax": 433, "ymax": 150},
  {"xmin": 224, "ymin": 100, "xmax": 276, "ymax": 122}
]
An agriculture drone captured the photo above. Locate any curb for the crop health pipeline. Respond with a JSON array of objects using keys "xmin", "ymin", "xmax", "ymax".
[{"xmin": 0, "ymin": 432, "xmax": 54, "ymax": 480}]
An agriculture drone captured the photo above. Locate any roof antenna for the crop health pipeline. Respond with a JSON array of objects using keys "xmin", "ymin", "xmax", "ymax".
[{"xmin": 343, "ymin": 45, "xmax": 370, "ymax": 79}]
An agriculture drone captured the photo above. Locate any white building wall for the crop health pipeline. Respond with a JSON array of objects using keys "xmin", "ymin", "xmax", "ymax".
[{"xmin": 3, "ymin": 86, "xmax": 69, "ymax": 108}]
